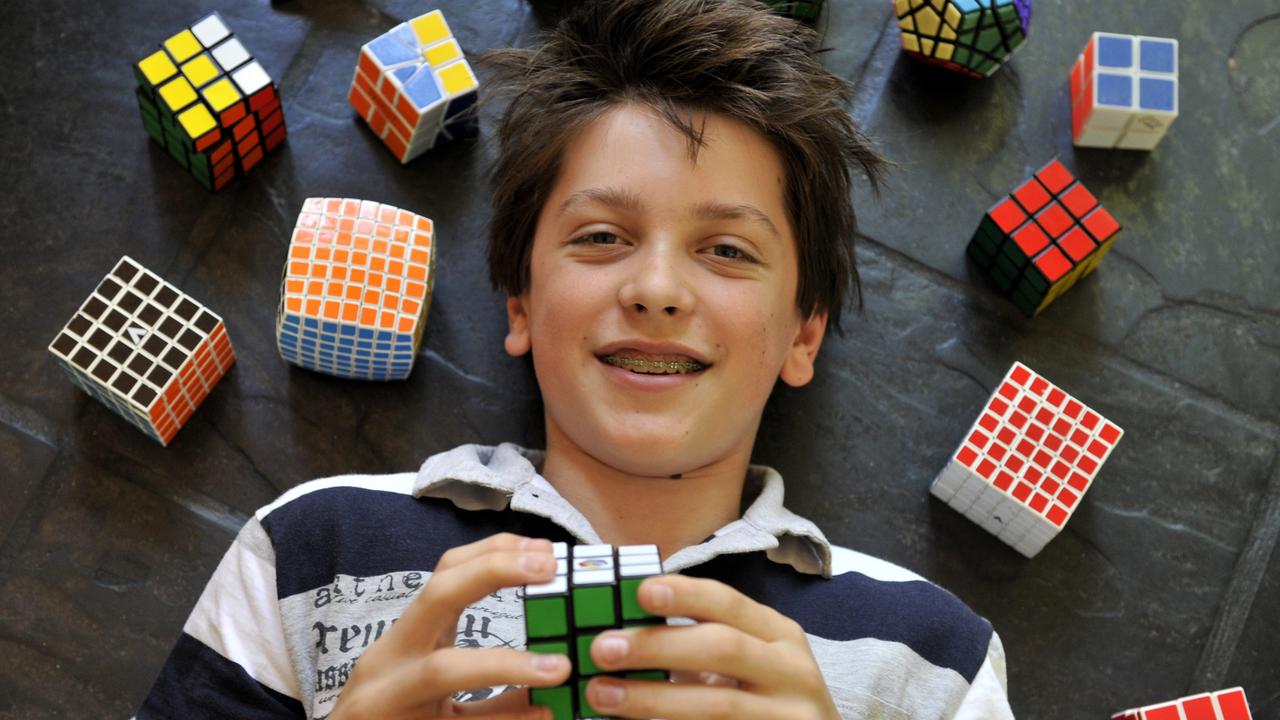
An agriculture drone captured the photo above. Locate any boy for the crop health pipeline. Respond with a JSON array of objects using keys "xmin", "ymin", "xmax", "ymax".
[{"xmin": 137, "ymin": 1, "xmax": 1014, "ymax": 718}]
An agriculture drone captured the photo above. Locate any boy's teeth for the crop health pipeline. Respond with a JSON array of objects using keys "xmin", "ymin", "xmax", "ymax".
[{"xmin": 602, "ymin": 354, "xmax": 705, "ymax": 374}]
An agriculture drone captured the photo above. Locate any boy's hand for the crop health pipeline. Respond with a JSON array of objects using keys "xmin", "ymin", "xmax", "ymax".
[
  {"xmin": 586, "ymin": 574, "xmax": 840, "ymax": 720},
  {"xmin": 329, "ymin": 533, "xmax": 569, "ymax": 720}
]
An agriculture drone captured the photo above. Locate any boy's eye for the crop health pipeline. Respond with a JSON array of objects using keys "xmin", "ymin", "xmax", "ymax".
[
  {"xmin": 711, "ymin": 244, "xmax": 755, "ymax": 262},
  {"xmin": 572, "ymin": 232, "xmax": 620, "ymax": 245}
]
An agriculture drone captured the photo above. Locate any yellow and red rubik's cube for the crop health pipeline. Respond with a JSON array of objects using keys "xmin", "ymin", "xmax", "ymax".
[
  {"xmin": 133, "ymin": 12, "xmax": 286, "ymax": 191},
  {"xmin": 348, "ymin": 10, "xmax": 479, "ymax": 163},
  {"xmin": 931, "ymin": 362, "xmax": 1123, "ymax": 558},
  {"xmin": 967, "ymin": 159, "xmax": 1120, "ymax": 316},
  {"xmin": 1112, "ymin": 687, "xmax": 1252, "ymax": 720},
  {"xmin": 276, "ymin": 198, "xmax": 437, "ymax": 381},
  {"xmin": 47, "ymin": 257, "xmax": 236, "ymax": 446}
]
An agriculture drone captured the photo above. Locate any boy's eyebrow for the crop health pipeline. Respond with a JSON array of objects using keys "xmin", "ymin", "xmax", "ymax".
[{"xmin": 558, "ymin": 187, "xmax": 780, "ymax": 240}]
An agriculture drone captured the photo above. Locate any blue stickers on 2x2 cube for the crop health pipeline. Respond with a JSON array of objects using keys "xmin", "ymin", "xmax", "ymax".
[
  {"xmin": 1139, "ymin": 38, "xmax": 1176, "ymax": 72},
  {"xmin": 1097, "ymin": 34, "xmax": 1133, "ymax": 68},
  {"xmin": 1139, "ymin": 77, "xmax": 1176, "ymax": 111},
  {"xmin": 1096, "ymin": 74, "xmax": 1132, "ymax": 107}
]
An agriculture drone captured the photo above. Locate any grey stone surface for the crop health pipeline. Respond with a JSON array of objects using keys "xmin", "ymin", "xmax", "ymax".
[{"xmin": 0, "ymin": 0, "xmax": 1276, "ymax": 718}]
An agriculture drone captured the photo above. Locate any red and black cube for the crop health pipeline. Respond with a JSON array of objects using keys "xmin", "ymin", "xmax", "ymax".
[{"xmin": 967, "ymin": 159, "xmax": 1121, "ymax": 316}]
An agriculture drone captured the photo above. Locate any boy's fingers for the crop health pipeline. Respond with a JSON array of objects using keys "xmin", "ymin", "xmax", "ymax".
[
  {"xmin": 436, "ymin": 533, "xmax": 554, "ymax": 572},
  {"xmin": 591, "ymin": 623, "xmax": 805, "ymax": 689},
  {"xmin": 397, "ymin": 547, "xmax": 557, "ymax": 642},
  {"xmin": 348, "ymin": 648, "xmax": 568, "ymax": 719},
  {"xmin": 585, "ymin": 676, "xmax": 783, "ymax": 720},
  {"xmin": 639, "ymin": 575, "xmax": 802, "ymax": 644}
]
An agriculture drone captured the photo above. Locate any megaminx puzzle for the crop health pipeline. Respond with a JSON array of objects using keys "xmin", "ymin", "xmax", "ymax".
[
  {"xmin": 133, "ymin": 12, "xmax": 285, "ymax": 191},
  {"xmin": 47, "ymin": 256, "xmax": 236, "ymax": 445},
  {"xmin": 276, "ymin": 198, "xmax": 436, "ymax": 380},
  {"xmin": 525, "ymin": 544, "xmax": 667, "ymax": 720},
  {"xmin": 894, "ymin": 0, "xmax": 1031, "ymax": 77},
  {"xmin": 348, "ymin": 9, "xmax": 479, "ymax": 163},
  {"xmin": 967, "ymin": 159, "xmax": 1121, "ymax": 316},
  {"xmin": 1112, "ymin": 687, "xmax": 1253, "ymax": 720},
  {"xmin": 931, "ymin": 362, "xmax": 1122, "ymax": 558}
]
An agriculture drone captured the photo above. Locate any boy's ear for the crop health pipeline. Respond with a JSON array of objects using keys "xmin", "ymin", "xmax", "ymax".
[
  {"xmin": 504, "ymin": 294, "xmax": 532, "ymax": 357},
  {"xmin": 779, "ymin": 310, "xmax": 827, "ymax": 388}
]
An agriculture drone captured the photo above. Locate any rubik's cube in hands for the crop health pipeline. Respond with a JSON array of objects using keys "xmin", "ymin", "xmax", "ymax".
[
  {"xmin": 967, "ymin": 159, "xmax": 1121, "ymax": 316},
  {"xmin": 931, "ymin": 362, "xmax": 1122, "ymax": 557},
  {"xmin": 133, "ymin": 12, "xmax": 285, "ymax": 191},
  {"xmin": 894, "ymin": 0, "xmax": 1031, "ymax": 77},
  {"xmin": 1112, "ymin": 687, "xmax": 1253, "ymax": 720},
  {"xmin": 1072, "ymin": 32, "xmax": 1179, "ymax": 150},
  {"xmin": 276, "ymin": 198, "xmax": 437, "ymax": 381},
  {"xmin": 48, "ymin": 257, "xmax": 235, "ymax": 445},
  {"xmin": 348, "ymin": 10, "xmax": 479, "ymax": 163},
  {"xmin": 525, "ymin": 544, "xmax": 668, "ymax": 720}
]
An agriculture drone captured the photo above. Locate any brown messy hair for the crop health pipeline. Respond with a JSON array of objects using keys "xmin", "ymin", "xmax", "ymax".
[{"xmin": 480, "ymin": 0, "xmax": 886, "ymax": 333}]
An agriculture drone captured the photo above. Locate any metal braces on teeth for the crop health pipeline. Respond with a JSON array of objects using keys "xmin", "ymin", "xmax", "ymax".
[{"xmin": 604, "ymin": 355, "xmax": 704, "ymax": 373}]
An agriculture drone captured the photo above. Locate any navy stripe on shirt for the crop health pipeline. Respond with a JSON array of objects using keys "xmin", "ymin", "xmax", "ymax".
[
  {"xmin": 686, "ymin": 552, "xmax": 993, "ymax": 683},
  {"xmin": 137, "ymin": 632, "xmax": 306, "ymax": 719}
]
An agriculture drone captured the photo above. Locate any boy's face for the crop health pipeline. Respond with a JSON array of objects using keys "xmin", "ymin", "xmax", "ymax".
[{"xmin": 505, "ymin": 103, "xmax": 826, "ymax": 478}]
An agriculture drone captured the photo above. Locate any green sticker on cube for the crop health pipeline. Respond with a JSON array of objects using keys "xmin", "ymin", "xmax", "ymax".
[
  {"xmin": 620, "ymin": 578, "xmax": 651, "ymax": 621},
  {"xmin": 527, "ymin": 596, "xmax": 568, "ymax": 638},
  {"xmin": 572, "ymin": 585, "xmax": 616, "ymax": 628},
  {"xmin": 531, "ymin": 686, "xmax": 574, "ymax": 720}
]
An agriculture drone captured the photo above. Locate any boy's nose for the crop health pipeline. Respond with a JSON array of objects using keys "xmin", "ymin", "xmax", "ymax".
[{"xmin": 617, "ymin": 247, "xmax": 696, "ymax": 317}]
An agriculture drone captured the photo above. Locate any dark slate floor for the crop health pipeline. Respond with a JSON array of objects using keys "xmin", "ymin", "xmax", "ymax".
[{"xmin": 1, "ymin": 1, "xmax": 1277, "ymax": 718}]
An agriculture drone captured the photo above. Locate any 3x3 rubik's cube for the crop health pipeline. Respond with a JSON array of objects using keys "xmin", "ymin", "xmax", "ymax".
[
  {"xmin": 348, "ymin": 10, "xmax": 479, "ymax": 163},
  {"xmin": 133, "ymin": 12, "xmax": 285, "ymax": 191},
  {"xmin": 47, "ymin": 257, "xmax": 236, "ymax": 445},
  {"xmin": 932, "ymin": 362, "xmax": 1122, "ymax": 557},
  {"xmin": 525, "ymin": 544, "xmax": 667, "ymax": 720},
  {"xmin": 276, "ymin": 198, "xmax": 437, "ymax": 381},
  {"xmin": 967, "ymin": 159, "xmax": 1121, "ymax": 317}
]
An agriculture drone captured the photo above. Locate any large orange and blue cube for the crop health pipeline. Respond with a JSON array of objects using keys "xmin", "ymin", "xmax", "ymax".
[
  {"xmin": 894, "ymin": 0, "xmax": 1031, "ymax": 77},
  {"xmin": 1071, "ymin": 32, "xmax": 1179, "ymax": 150},
  {"xmin": 348, "ymin": 10, "xmax": 479, "ymax": 163},
  {"xmin": 525, "ymin": 544, "xmax": 667, "ymax": 720},
  {"xmin": 967, "ymin": 159, "xmax": 1121, "ymax": 316},
  {"xmin": 276, "ymin": 198, "xmax": 436, "ymax": 380},
  {"xmin": 133, "ymin": 12, "xmax": 286, "ymax": 191}
]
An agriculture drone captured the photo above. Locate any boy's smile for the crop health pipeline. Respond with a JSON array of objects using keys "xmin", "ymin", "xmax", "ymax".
[{"xmin": 505, "ymin": 102, "xmax": 825, "ymax": 479}]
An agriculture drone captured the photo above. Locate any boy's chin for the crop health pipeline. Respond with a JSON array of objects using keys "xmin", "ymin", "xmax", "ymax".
[{"xmin": 587, "ymin": 429, "xmax": 729, "ymax": 479}]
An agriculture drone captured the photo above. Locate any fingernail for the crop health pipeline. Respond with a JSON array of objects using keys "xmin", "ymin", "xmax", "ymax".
[
  {"xmin": 531, "ymin": 653, "xmax": 565, "ymax": 673},
  {"xmin": 648, "ymin": 581, "xmax": 673, "ymax": 610},
  {"xmin": 593, "ymin": 679, "xmax": 625, "ymax": 708},
  {"xmin": 598, "ymin": 636, "xmax": 629, "ymax": 663},
  {"xmin": 522, "ymin": 553, "xmax": 551, "ymax": 574}
]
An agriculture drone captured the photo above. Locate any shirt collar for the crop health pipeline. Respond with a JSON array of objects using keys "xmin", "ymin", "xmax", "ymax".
[{"xmin": 413, "ymin": 442, "xmax": 832, "ymax": 578}]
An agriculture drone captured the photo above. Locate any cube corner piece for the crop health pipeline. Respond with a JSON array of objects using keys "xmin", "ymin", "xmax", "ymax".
[
  {"xmin": 276, "ymin": 198, "xmax": 437, "ymax": 380},
  {"xmin": 133, "ymin": 11, "xmax": 287, "ymax": 191},
  {"xmin": 524, "ymin": 543, "xmax": 668, "ymax": 720},
  {"xmin": 966, "ymin": 157, "xmax": 1121, "ymax": 316},
  {"xmin": 48, "ymin": 255, "xmax": 236, "ymax": 445},
  {"xmin": 1070, "ymin": 31, "xmax": 1178, "ymax": 150},
  {"xmin": 930, "ymin": 361, "xmax": 1122, "ymax": 558},
  {"xmin": 894, "ymin": 0, "xmax": 1033, "ymax": 78},
  {"xmin": 348, "ymin": 9, "xmax": 480, "ymax": 163}
]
